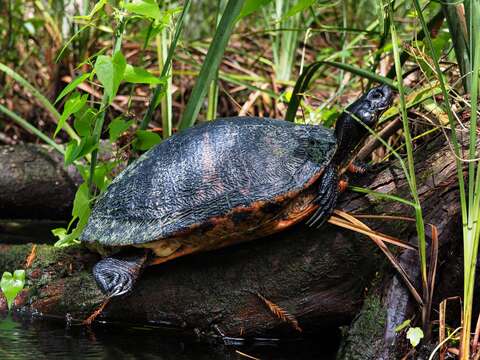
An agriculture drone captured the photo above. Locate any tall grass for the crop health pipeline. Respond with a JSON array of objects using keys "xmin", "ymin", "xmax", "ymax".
[
  {"xmin": 139, "ymin": 0, "xmax": 191, "ymax": 131},
  {"xmin": 178, "ymin": 0, "xmax": 245, "ymax": 129},
  {"xmin": 412, "ymin": 0, "xmax": 480, "ymax": 355},
  {"xmin": 387, "ymin": 2, "xmax": 430, "ymax": 335},
  {"xmin": 267, "ymin": 0, "xmax": 301, "ymax": 82}
]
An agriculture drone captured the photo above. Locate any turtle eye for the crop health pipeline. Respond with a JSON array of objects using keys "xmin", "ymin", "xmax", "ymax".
[
  {"xmin": 370, "ymin": 90, "xmax": 382, "ymax": 100},
  {"xmin": 308, "ymin": 139, "xmax": 316, "ymax": 146}
]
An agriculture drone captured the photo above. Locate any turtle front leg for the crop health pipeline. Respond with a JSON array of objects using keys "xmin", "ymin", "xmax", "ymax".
[
  {"xmin": 306, "ymin": 165, "xmax": 338, "ymax": 228},
  {"xmin": 93, "ymin": 251, "xmax": 148, "ymax": 297}
]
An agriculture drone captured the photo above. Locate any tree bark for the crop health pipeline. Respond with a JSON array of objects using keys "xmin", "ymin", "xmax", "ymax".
[{"xmin": 0, "ymin": 132, "xmax": 469, "ymax": 344}]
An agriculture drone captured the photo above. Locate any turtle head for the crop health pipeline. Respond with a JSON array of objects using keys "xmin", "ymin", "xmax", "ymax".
[{"xmin": 333, "ymin": 84, "xmax": 393, "ymax": 166}]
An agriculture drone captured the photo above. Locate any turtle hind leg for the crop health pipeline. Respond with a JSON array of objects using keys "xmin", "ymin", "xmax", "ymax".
[
  {"xmin": 93, "ymin": 251, "xmax": 148, "ymax": 298},
  {"xmin": 306, "ymin": 166, "xmax": 338, "ymax": 228}
]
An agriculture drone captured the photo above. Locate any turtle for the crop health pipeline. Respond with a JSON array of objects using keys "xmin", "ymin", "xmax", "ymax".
[{"xmin": 80, "ymin": 84, "xmax": 393, "ymax": 298}]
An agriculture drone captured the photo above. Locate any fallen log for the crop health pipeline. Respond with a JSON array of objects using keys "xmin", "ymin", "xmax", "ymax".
[
  {"xmin": 0, "ymin": 131, "xmax": 470, "ymax": 342},
  {"xmin": 0, "ymin": 144, "xmax": 78, "ymax": 219}
]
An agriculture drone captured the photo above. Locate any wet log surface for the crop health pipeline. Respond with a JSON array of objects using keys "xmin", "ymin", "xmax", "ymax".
[{"xmin": 0, "ymin": 132, "xmax": 471, "ymax": 342}]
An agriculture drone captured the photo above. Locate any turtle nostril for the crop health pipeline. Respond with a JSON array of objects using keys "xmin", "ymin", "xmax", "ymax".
[{"xmin": 378, "ymin": 85, "xmax": 392, "ymax": 99}]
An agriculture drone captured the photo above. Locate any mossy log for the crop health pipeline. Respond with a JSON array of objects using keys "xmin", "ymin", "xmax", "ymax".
[{"xmin": 0, "ymin": 133, "xmax": 469, "ymax": 344}]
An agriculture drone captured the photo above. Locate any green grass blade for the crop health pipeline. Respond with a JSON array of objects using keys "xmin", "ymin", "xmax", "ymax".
[
  {"xmin": 140, "ymin": 0, "xmax": 192, "ymax": 130},
  {"xmin": 442, "ymin": 0, "xmax": 470, "ymax": 92},
  {"xmin": 0, "ymin": 62, "xmax": 79, "ymax": 141},
  {"xmin": 411, "ymin": 0, "xmax": 466, "ymax": 221},
  {"xmin": 178, "ymin": 0, "xmax": 245, "ymax": 130},
  {"xmin": 158, "ymin": 28, "xmax": 173, "ymax": 138},
  {"xmin": 0, "ymin": 105, "xmax": 65, "ymax": 155},
  {"xmin": 285, "ymin": 60, "xmax": 396, "ymax": 122}
]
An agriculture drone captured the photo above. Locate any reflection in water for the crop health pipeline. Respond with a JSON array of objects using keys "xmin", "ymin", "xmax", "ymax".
[{"xmin": 0, "ymin": 313, "xmax": 338, "ymax": 359}]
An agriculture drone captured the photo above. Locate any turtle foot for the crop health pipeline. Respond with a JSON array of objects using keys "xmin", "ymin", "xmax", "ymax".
[{"xmin": 93, "ymin": 254, "xmax": 146, "ymax": 297}]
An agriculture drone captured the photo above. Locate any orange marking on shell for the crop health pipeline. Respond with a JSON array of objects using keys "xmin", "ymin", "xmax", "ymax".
[{"xmin": 143, "ymin": 168, "xmax": 327, "ymax": 265}]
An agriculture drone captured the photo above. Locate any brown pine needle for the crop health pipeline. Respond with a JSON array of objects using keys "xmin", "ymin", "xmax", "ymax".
[
  {"xmin": 235, "ymin": 350, "xmax": 261, "ymax": 360},
  {"xmin": 328, "ymin": 214, "xmax": 416, "ymax": 250},
  {"xmin": 83, "ymin": 297, "xmax": 110, "ymax": 325},
  {"xmin": 25, "ymin": 244, "xmax": 37, "ymax": 269},
  {"xmin": 330, "ymin": 210, "xmax": 423, "ymax": 306},
  {"xmin": 256, "ymin": 292, "xmax": 302, "ymax": 332}
]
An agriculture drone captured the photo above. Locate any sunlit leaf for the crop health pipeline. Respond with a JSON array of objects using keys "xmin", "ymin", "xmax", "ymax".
[
  {"xmin": 72, "ymin": 182, "xmax": 90, "ymax": 222},
  {"xmin": 55, "ymin": 73, "xmax": 90, "ymax": 104},
  {"xmin": 109, "ymin": 117, "xmax": 133, "ymax": 142},
  {"xmin": 74, "ymin": 107, "xmax": 97, "ymax": 137},
  {"xmin": 134, "ymin": 130, "xmax": 162, "ymax": 150},
  {"xmin": 124, "ymin": 65, "xmax": 165, "ymax": 84},
  {"xmin": 64, "ymin": 140, "xmax": 79, "ymax": 166},
  {"xmin": 406, "ymin": 327, "xmax": 424, "ymax": 347},
  {"xmin": 0, "ymin": 270, "xmax": 26, "ymax": 310},
  {"xmin": 395, "ymin": 319, "xmax": 411, "ymax": 332},
  {"xmin": 54, "ymin": 93, "xmax": 88, "ymax": 137},
  {"xmin": 123, "ymin": 0, "xmax": 162, "ymax": 21},
  {"xmin": 94, "ymin": 52, "xmax": 126, "ymax": 101},
  {"xmin": 74, "ymin": 0, "xmax": 107, "ymax": 20},
  {"xmin": 54, "ymin": 183, "xmax": 91, "ymax": 247}
]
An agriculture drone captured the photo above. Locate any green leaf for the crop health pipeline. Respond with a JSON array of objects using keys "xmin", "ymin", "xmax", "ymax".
[
  {"xmin": 94, "ymin": 52, "xmax": 126, "ymax": 101},
  {"xmin": 74, "ymin": 0, "xmax": 107, "ymax": 21},
  {"xmin": 283, "ymin": 0, "xmax": 316, "ymax": 19},
  {"xmin": 134, "ymin": 130, "xmax": 162, "ymax": 150},
  {"xmin": 72, "ymin": 182, "xmax": 90, "ymax": 222},
  {"xmin": 64, "ymin": 136, "xmax": 98, "ymax": 166},
  {"xmin": 109, "ymin": 117, "xmax": 133, "ymax": 142},
  {"xmin": 54, "ymin": 183, "xmax": 91, "ymax": 247},
  {"xmin": 51, "ymin": 227, "xmax": 68, "ymax": 243},
  {"xmin": 123, "ymin": 0, "xmax": 162, "ymax": 21},
  {"xmin": 93, "ymin": 162, "xmax": 115, "ymax": 192},
  {"xmin": 179, "ymin": 0, "xmax": 245, "ymax": 130},
  {"xmin": 55, "ymin": 73, "xmax": 90, "ymax": 104},
  {"xmin": 239, "ymin": 0, "xmax": 272, "ymax": 18},
  {"xmin": 64, "ymin": 140, "xmax": 79, "ymax": 166},
  {"xmin": 74, "ymin": 106, "xmax": 97, "ymax": 137},
  {"xmin": 395, "ymin": 319, "xmax": 411, "ymax": 332},
  {"xmin": 54, "ymin": 93, "xmax": 88, "ymax": 137},
  {"xmin": 1, "ymin": 270, "xmax": 26, "ymax": 310},
  {"xmin": 406, "ymin": 327, "xmax": 424, "ymax": 348},
  {"xmin": 124, "ymin": 64, "xmax": 165, "ymax": 84}
]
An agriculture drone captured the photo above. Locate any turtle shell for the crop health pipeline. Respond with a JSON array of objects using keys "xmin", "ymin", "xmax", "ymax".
[{"xmin": 80, "ymin": 117, "xmax": 337, "ymax": 247}]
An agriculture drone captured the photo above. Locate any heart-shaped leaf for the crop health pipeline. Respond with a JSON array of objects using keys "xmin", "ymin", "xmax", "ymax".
[
  {"xmin": 95, "ymin": 52, "xmax": 126, "ymax": 101},
  {"xmin": 406, "ymin": 327, "xmax": 424, "ymax": 348},
  {"xmin": 0, "ymin": 270, "xmax": 26, "ymax": 310}
]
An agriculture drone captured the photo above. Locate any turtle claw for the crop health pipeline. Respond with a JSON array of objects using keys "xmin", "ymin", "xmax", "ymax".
[{"xmin": 93, "ymin": 255, "xmax": 146, "ymax": 298}]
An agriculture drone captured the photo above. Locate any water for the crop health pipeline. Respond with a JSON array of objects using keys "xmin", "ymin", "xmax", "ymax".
[{"xmin": 0, "ymin": 313, "xmax": 339, "ymax": 359}]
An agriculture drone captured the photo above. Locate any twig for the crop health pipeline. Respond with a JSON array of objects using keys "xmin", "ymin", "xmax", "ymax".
[{"xmin": 83, "ymin": 297, "xmax": 111, "ymax": 325}]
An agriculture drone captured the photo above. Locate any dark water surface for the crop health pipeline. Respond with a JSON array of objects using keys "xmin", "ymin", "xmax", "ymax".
[{"xmin": 0, "ymin": 313, "xmax": 339, "ymax": 359}]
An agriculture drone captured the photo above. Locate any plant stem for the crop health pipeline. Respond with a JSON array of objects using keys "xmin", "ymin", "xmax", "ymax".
[
  {"xmin": 389, "ymin": 1, "xmax": 429, "ymax": 336},
  {"xmin": 88, "ymin": 4, "xmax": 129, "ymax": 193},
  {"xmin": 140, "ymin": 0, "xmax": 191, "ymax": 131}
]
